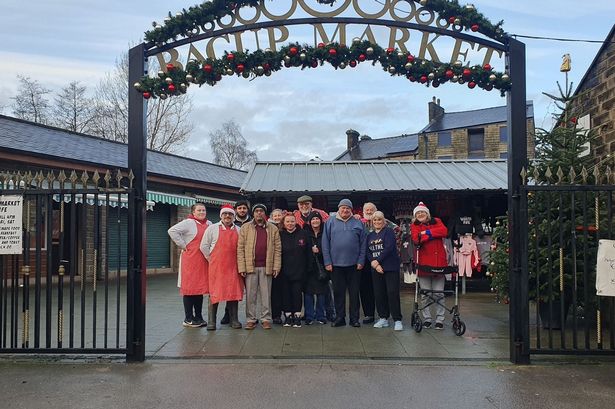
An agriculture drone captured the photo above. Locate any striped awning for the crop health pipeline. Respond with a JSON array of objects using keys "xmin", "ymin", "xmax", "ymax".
[
  {"xmin": 194, "ymin": 195, "xmax": 236, "ymax": 206},
  {"xmin": 147, "ymin": 191, "xmax": 196, "ymax": 207},
  {"xmin": 53, "ymin": 193, "xmax": 155, "ymax": 211}
]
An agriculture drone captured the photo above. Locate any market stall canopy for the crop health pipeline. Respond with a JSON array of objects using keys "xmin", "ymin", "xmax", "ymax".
[{"xmin": 241, "ymin": 160, "xmax": 507, "ymax": 194}]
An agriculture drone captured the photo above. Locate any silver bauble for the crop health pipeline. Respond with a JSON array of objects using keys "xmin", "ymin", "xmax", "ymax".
[
  {"xmin": 284, "ymin": 55, "xmax": 291, "ymax": 63},
  {"xmin": 501, "ymin": 74, "xmax": 510, "ymax": 81},
  {"xmin": 428, "ymin": 73, "xmax": 435, "ymax": 80},
  {"xmin": 226, "ymin": 68, "xmax": 234, "ymax": 76},
  {"xmin": 465, "ymin": 4, "xmax": 475, "ymax": 11},
  {"xmin": 256, "ymin": 66, "xmax": 264, "ymax": 75},
  {"xmin": 300, "ymin": 53, "xmax": 307, "ymax": 61},
  {"xmin": 159, "ymin": 93, "xmax": 168, "ymax": 100},
  {"xmin": 458, "ymin": 78, "xmax": 465, "ymax": 85},
  {"xmin": 404, "ymin": 62, "xmax": 412, "ymax": 70},
  {"xmin": 186, "ymin": 74, "xmax": 194, "ymax": 82},
  {"xmin": 366, "ymin": 47, "xmax": 374, "ymax": 55},
  {"xmin": 264, "ymin": 48, "xmax": 272, "ymax": 53},
  {"xmin": 489, "ymin": 74, "xmax": 497, "ymax": 82},
  {"xmin": 451, "ymin": 75, "xmax": 459, "ymax": 83},
  {"xmin": 339, "ymin": 62, "xmax": 346, "ymax": 69},
  {"xmin": 454, "ymin": 18, "xmax": 461, "ymax": 25},
  {"xmin": 180, "ymin": 83, "xmax": 187, "ymax": 91},
  {"xmin": 453, "ymin": 60, "xmax": 462, "ymax": 68},
  {"xmin": 397, "ymin": 52, "xmax": 404, "ymax": 58},
  {"xmin": 352, "ymin": 37, "xmax": 361, "ymax": 44},
  {"xmin": 165, "ymin": 77, "xmax": 173, "ymax": 84},
  {"xmin": 388, "ymin": 66, "xmax": 396, "ymax": 74},
  {"xmin": 133, "ymin": 82, "xmax": 141, "ymax": 89},
  {"xmin": 158, "ymin": 70, "xmax": 165, "ymax": 77}
]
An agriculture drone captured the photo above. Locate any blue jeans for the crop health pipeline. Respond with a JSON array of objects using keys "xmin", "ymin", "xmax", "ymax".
[{"xmin": 304, "ymin": 293, "xmax": 326, "ymax": 321}]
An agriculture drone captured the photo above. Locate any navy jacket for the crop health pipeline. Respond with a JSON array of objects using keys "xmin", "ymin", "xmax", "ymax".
[{"xmin": 366, "ymin": 227, "xmax": 401, "ymax": 272}]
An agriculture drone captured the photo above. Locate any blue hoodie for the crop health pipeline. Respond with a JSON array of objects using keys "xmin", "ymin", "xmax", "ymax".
[{"xmin": 322, "ymin": 214, "xmax": 367, "ymax": 267}]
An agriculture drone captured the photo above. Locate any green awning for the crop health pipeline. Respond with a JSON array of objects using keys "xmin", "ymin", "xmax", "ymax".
[
  {"xmin": 147, "ymin": 191, "xmax": 196, "ymax": 207},
  {"xmin": 194, "ymin": 195, "xmax": 236, "ymax": 206}
]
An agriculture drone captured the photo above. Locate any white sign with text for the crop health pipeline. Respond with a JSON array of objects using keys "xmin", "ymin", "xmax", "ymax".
[
  {"xmin": 596, "ymin": 239, "xmax": 615, "ymax": 297},
  {"xmin": 0, "ymin": 195, "xmax": 23, "ymax": 255}
]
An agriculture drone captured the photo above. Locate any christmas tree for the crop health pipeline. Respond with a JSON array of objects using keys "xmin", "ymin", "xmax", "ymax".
[{"xmin": 488, "ymin": 216, "xmax": 509, "ymax": 303}]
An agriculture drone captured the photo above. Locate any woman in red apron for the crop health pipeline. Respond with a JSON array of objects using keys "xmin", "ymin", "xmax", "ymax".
[
  {"xmin": 167, "ymin": 202, "xmax": 211, "ymax": 328},
  {"xmin": 201, "ymin": 205, "xmax": 244, "ymax": 330}
]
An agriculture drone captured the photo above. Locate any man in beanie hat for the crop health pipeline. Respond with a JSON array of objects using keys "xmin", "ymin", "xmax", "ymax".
[
  {"xmin": 411, "ymin": 201, "xmax": 449, "ymax": 330},
  {"xmin": 201, "ymin": 205, "xmax": 243, "ymax": 330},
  {"xmin": 293, "ymin": 195, "xmax": 329, "ymax": 229},
  {"xmin": 237, "ymin": 203, "xmax": 282, "ymax": 330},
  {"xmin": 322, "ymin": 198, "xmax": 367, "ymax": 327}
]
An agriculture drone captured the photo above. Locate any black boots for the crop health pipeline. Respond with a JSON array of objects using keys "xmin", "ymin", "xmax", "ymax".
[
  {"xmin": 207, "ymin": 302, "xmax": 218, "ymax": 331},
  {"xmin": 227, "ymin": 301, "xmax": 242, "ymax": 329},
  {"xmin": 220, "ymin": 306, "xmax": 230, "ymax": 325}
]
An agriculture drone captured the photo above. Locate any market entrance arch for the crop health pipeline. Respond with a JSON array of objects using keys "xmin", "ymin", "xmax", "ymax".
[{"xmin": 126, "ymin": 0, "xmax": 528, "ymax": 363}]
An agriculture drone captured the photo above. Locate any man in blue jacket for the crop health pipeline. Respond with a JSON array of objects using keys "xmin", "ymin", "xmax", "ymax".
[{"xmin": 322, "ymin": 199, "xmax": 367, "ymax": 327}]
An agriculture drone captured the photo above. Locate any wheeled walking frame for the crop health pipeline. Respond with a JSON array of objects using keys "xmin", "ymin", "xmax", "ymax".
[{"xmin": 409, "ymin": 263, "xmax": 466, "ymax": 336}]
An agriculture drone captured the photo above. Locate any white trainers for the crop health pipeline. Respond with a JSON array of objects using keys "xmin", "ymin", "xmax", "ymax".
[
  {"xmin": 373, "ymin": 318, "xmax": 389, "ymax": 328},
  {"xmin": 394, "ymin": 321, "xmax": 403, "ymax": 331}
]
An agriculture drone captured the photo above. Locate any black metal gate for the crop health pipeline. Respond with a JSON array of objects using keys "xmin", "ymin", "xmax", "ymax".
[
  {"xmin": 0, "ymin": 169, "xmax": 133, "ymax": 355},
  {"xmin": 523, "ymin": 169, "xmax": 615, "ymax": 356}
]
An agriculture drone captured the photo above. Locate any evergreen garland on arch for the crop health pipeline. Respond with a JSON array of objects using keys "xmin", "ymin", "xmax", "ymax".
[
  {"xmin": 144, "ymin": 0, "xmax": 507, "ymax": 46},
  {"xmin": 133, "ymin": 40, "xmax": 511, "ymax": 99}
]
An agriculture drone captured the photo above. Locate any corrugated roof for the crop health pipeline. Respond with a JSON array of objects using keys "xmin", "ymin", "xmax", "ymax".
[
  {"xmin": 421, "ymin": 102, "xmax": 534, "ymax": 133},
  {"xmin": 241, "ymin": 160, "xmax": 507, "ymax": 193},
  {"xmin": 335, "ymin": 133, "xmax": 419, "ymax": 160},
  {"xmin": 0, "ymin": 115, "xmax": 246, "ymax": 188}
]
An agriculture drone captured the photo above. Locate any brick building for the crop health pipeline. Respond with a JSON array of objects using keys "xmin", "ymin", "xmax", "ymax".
[
  {"xmin": 335, "ymin": 98, "xmax": 535, "ymax": 161},
  {"xmin": 570, "ymin": 24, "xmax": 615, "ymax": 162}
]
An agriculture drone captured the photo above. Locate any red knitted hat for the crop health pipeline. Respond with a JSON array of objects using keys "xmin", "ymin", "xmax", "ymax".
[{"xmin": 220, "ymin": 204, "xmax": 236, "ymax": 218}]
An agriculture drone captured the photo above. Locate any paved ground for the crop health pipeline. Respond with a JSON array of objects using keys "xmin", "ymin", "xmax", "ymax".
[
  {"xmin": 1, "ymin": 359, "xmax": 615, "ymax": 409},
  {"xmin": 146, "ymin": 274, "xmax": 509, "ymax": 359}
]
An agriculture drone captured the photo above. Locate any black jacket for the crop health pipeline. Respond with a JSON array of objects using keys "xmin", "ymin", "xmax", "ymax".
[
  {"xmin": 280, "ymin": 228, "xmax": 311, "ymax": 282},
  {"xmin": 304, "ymin": 230, "xmax": 329, "ymax": 295}
]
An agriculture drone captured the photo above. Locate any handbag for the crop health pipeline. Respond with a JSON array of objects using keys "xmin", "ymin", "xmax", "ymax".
[
  {"xmin": 313, "ymin": 254, "xmax": 329, "ymax": 281},
  {"xmin": 403, "ymin": 270, "xmax": 417, "ymax": 284}
]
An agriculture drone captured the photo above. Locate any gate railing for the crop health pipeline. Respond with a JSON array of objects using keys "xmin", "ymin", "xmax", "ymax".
[
  {"xmin": 522, "ymin": 166, "xmax": 615, "ymax": 355},
  {"xmin": 0, "ymin": 169, "xmax": 133, "ymax": 354}
]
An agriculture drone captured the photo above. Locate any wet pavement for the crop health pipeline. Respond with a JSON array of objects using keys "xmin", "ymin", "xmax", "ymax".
[{"xmin": 146, "ymin": 274, "xmax": 509, "ymax": 360}]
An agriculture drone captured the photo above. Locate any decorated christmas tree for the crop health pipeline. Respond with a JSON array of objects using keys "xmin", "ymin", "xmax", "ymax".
[{"xmin": 487, "ymin": 216, "xmax": 509, "ymax": 303}]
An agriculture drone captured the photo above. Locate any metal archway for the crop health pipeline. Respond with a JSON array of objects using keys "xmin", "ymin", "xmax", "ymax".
[{"xmin": 126, "ymin": 2, "xmax": 528, "ymax": 363}]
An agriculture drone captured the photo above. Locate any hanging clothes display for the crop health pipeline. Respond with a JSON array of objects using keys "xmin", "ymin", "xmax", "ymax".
[{"xmin": 454, "ymin": 235, "xmax": 480, "ymax": 277}]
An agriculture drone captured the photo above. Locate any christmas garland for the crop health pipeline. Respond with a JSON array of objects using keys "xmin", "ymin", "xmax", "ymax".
[
  {"xmin": 144, "ymin": 0, "xmax": 507, "ymax": 46},
  {"xmin": 133, "ymin": 40, "xmax": 511, "ymax": 99}
]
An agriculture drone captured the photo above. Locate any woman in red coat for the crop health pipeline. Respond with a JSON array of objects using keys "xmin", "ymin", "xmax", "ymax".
[{"xmin": 411, "ymin": 202, "xmax": 448, "ymax": 330}]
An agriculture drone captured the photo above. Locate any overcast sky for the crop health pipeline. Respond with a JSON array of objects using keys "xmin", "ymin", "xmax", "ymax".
[{"xmin": 1, "ymin": 0, "xmax": 614, "ymax": 162}]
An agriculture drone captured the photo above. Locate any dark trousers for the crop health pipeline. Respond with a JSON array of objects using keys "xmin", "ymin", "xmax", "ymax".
[
  {"xmin": 360, "ymin": 266, "xmax": 375, "ymax": 318},
  {"xmin": 182, "ymin": 295, "xmax": 204, "ymax": 321},
  {"xmin": 331, "ymin": 266, "xmax": 361, "ymax": 323},
  {"xmin": 372, "ymin": 269, "xmax": 402, "ymax": 321},
  {"xmin": 281, "ymin": 275, "xmax": 303, "ymax": 313},
  {"xmin": 271, "ymin": 275, "xmax": 283, "ymax": 320}
]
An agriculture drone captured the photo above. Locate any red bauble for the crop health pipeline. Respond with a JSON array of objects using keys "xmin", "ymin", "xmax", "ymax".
[
  {"xmin": 263, "ymin": 63, "xmax": 270, "ymax": 71},
  {"xmin": 420, "ymin": 75, "xmax": 428, "ymax": 83},
  {"xmin": 329, "ymin": 48, "xmax": 337, "ymax": 57},
  {"xmin": 570, "ymin": 117, "xmax": 578, "ymax": 124},
  {"xmin": 471, "ymin": 24, "xmax": 479, "ymax": 32},
  {"xmin": 227, "ymin": 53, "xmax": 235, "ymax": 61},
  {"xmin": 358, "ymin": 54, "xmax": 366, "ymax": 62},
  {"xmin": 408, "ymin": 76, "xmax": 416, "ymax": 82},
  {"xmin": 168, "ymin": 84, "xmax": 176, "ymax": 92},
  {"xmin": 468, "ymin": 81, "xmax": 476, "ymax": 89},
  {"xmin": 166, "ymin": 63, "xmax": 175, "ymax": 71},
  {"xmin": 317, "ymin": 42, "xmax": 325, "ymax": 48},
  {"xmin": 386, "ymin": 47, "xmax": 394, "ymax": 54},
  {"xmin": 203, "ymin": 64, "xmax": 213, "ymax": 73},
  {"xmin": 289, "ymin": 47, "xmax": 298, "ymax": 56},
  {"xmin": 349, "ymin": 60, "xmax": 357, "ymax": 68},
  {"xmin": 236, "ymin": 64, "xmax": 245, "ymax": 73},
  {"xmin": 407, "ymin": 54, "xmax": 415, "ymax": 62},
  {"xmin": 311, "ymin": 60, "xmax": 318, "ymax": 68},
  {"xmin": 448, "ymin": 16, "xmax": 456, "ymax": 24},
  {"xmin": 463, "ymin": 68, "xmax": 472, "ymax": 77},
  {"xmin": 284, "ymin": 62, "xmax": 291, "ymax": 68},
  {"xmin": 445, "ymin": 70, "xmax": 454, "ymax": 79},
  {"xmin": 143, "ymin": 92, "xmax": 151, "ymax": 99},
  {"xmin": 483, "ymin": 63, "xmax": 492, "ymax": 71}
]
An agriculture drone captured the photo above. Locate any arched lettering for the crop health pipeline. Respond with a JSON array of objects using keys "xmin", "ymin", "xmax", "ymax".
[
  {"xmin": 352, "ymin": 0, "xmax": 389, "ymax": 19},
  {"xmin": 450, "ymin": 39, "xmax": 475, "ymax": 64},
  {"xmin": 313, "ymin": 23, "xmax": 347, "ymax": 46},
  {"xmin": 388, "ymin": 27, "xmax": 410, "ymax": 53},
  {"xmin": 156, "ymin": 49, "xmax": 183, "ymax": 72},
  {"xmin": 261, "ymin": 0, "xmax": 298, "ymax": 21},
  {"xmin": 415, "ymin": 6, "xmax": 435, "ymax": 26},
  {"xmin": 359, "ymin": 25, "xmax": 378, "ymax": 45},
  {"xmin": 235, "ymin": 4, "xmax": 261, "ymax": 25},
  {"xmin": 389, "ymin": 0, "xmax": 416, "ymax": 22},
  {"xmin": 418, "ymin": 32, "xmax": 441, "ymax": 62},
  {"xmin": 477, "ymin": 44, "xmax": 504, "ymax": 67},
  {"xmin": 266, "ymin": 26, "xmax": 290, "ymax": 52},
  {"xmin": 216, "ymin": 12, "xmax": 237, "ymax": 29},
  {"xmin": 186, "ymin": 44, "xmax": 206, "ymax": 64},
  {"xmin": 206, "ymin": 34, "xmax": 231, "ymax": 59},
  {"xmin": 298, "ymin": 0, "xmax": 351, "ymax": 18}
]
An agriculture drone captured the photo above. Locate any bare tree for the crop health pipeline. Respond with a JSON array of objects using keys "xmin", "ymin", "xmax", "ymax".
[
  {"xmin": 11, "ymin": 76, "xmax": 51, "ymax": 124},
  {"xmin": 89, "ymin": 53, "xmax": 193, "ymax": 152},
  {"xmin": 209, "ymin": 120, "xmax": 258, "ymax": 170},
  {"xmin": 52, "ymin": 81, "xmax": 93, "ymax": 133}
]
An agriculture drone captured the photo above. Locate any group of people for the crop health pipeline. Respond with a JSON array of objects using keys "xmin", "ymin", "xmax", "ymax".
[{"xmin": 167, "ymin": 196, "xmax": 450, "ymax": 332}]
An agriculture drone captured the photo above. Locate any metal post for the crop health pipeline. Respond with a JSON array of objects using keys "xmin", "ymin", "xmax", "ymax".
[
  {"xmin": 126, "ymin": 43, "xmax": 147, "ymax": 362},
  {"xmin": 507, "ymin": 37, "xmax": 530, "ymax": 364}
]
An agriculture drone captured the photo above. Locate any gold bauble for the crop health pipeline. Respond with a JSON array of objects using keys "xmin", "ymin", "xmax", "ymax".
[
  {"xmin": 352, "ymin": 37, "xmax": 361, "ymax": 44},
  {"xmin": 501, "ymin": 74, "xmax": 510, "ymax": 81},
  {"xmin": 186, "ymin": 74, "xmax": 194, "ymax": 82},
  {"xmin": 284, "ymin": 56, "xmax": 291, "ymax": 63},
  {"xmin": 454, "ymin": 18, "xmax": 461, "ymax": 25},
  {"xmin": 404, "ymin": 62, "xmax": 412, "ymax": 70},
  {"xmin": 226, "ymin": 68, "xmax": 234, "ymax": 76},
  {"xmin": 420, "ymin": 0, "xmax": 428, "ymax": 5},
  {"xmin": 453, "ymin": 60, "xmax": 462, "ymax": 68},
  {"xmin": 133, "ymin": 82, "xmax": 141, "ymax": 89},
  {"xmin": 489, "ymin": 74, "xmax": 497, "ymax": 82},
  {"xmin": 388, "ymin": 66, "xmax": 396, "ymax": 74},
  {"xmin": 428, "ymin": 73, "xmax": 435, "ymax": 80}
]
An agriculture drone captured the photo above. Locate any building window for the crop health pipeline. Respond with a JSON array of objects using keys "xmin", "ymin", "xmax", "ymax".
[
  {"xmin": 468, "ymin": 129, "xmax": 485, "ymax": 157},
  {"xmin": 438, "ymin": 131, "xmax": 452, "ymax": 147},
  {"xmin": 500, "ymin": 152, "xmax": 508, "ymax": 159},
  {"xmin": 499, "ymin": 126, "xmax": 508, "ymax": 143}
]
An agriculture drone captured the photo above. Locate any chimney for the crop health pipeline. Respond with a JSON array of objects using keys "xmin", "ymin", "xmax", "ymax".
[
  {"xmin": 346, "ymin": 129, "xmax": 360, "ymax": 160},
  {"xmin": 428, "ymin": 96, "xmax": 445, "ymax": 122}
]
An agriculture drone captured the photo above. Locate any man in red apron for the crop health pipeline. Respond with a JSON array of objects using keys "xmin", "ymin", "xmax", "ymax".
[
  {"xmin": 201, "ymin": 205, "xmax": 244, "ymax": 330},
  {"xmin": 167, "ymin": 202, "xmax": 211, "ymax": 328}
]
